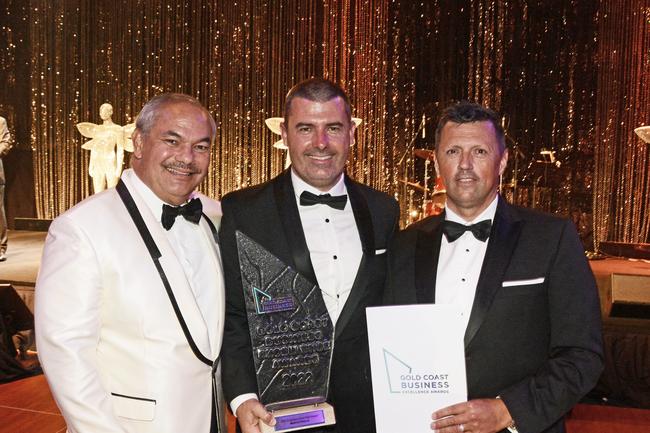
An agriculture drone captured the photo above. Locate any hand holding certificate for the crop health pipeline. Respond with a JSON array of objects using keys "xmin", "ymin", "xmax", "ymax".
[
  {"xmin": 367, "ymin": 305, "xmax": 468, "ymax": 433},
  {"xmin": 429, "ymin": 397, "xmax": 514, "ymax": 433}
]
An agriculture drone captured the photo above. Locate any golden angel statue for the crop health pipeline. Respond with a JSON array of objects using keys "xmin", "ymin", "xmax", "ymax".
[{"xmin": 77, "ymin": 103, "xmax": 135, "ymax": 194}]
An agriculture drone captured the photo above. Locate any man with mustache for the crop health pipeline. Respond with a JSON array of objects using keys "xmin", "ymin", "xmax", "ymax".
[
  {"xmin": 385, "ymin": 101, "xmax": 603, "ymax": 433},
  {"xmin": 36, "ymin": 93, "xmax": 226, "ymax": 433},
  {"xmin": 220, "ymin": 78, "xmax": 400, "ymax": 433}
]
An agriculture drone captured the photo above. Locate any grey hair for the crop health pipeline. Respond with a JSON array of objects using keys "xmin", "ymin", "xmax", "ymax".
[{"xmin": 135, "ymin": 93, "xmax": 217, "ymax": 140}]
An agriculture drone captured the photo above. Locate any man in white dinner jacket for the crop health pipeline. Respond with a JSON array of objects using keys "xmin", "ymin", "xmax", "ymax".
[{"xmin": 35, "ymin": 93, "xmax": 226, "ymax": 433}]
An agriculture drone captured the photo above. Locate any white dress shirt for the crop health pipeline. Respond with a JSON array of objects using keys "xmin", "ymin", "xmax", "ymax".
[
  {"xmin": 436, "ymin": 196, "xmax": 498, "ymax": 332},
  {"xmin": 127, "ymin": 169, "xmax": 222, "ymax": 345},
  {"xmin": 291, "ymin": 170, "xmax": 363, "ymax": 325},
  {"xmin": 230, "ymin": 170, "xmax": 363, "ymax": 415}
]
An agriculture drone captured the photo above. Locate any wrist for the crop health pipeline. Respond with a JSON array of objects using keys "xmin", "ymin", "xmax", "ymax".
[{"xmin": 495, "ymin": 396, "xmax": 518, "ymax": 432}]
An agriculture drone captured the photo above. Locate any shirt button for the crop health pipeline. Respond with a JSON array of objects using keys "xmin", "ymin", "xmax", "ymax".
[
  {"xmin": 325, "ymin": 218, "xmax": 330, "ymax": 223},
  {"xmin": 333, "ymin": 255, "xmax": 338, "ymax": 260},
  {"xmin": 461, "ymin": 278, "xmax": 466, "ymax": 282},
  {"xmin": 465, "ymin": 249, "xmax": 470, "ymax": 252}
]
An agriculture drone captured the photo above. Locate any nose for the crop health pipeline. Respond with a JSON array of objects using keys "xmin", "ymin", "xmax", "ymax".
[
  {"xmin": 315, "ymin": 128, "xmax": 329, "ymax": 149},
  {"xmin": 175, "ymin": 143, "xmax": 193, "ymax": 164},
  {"xmin": 458, "ymin": 150, "xmax": 472, "ymax": 169}
]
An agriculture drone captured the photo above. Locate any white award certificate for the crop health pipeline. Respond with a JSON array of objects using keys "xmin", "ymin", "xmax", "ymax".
[{"xmin": 366, "ymin": 304, "xmax": 467, "ymax": 433}]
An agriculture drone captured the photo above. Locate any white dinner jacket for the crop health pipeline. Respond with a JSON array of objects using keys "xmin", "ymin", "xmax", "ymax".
[{"xmin": 35, "ymin": 170, "xmax": 226, "ymax": 433}]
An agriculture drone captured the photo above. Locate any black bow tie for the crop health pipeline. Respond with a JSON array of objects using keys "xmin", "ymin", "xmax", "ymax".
[
  {"xmin": 299, "ymin": 191, "xmax": 348, "ymax": 210},
  {"xmin": 161, "ymin": 198, "xmax": 203, "ymax": 230},
  {"xmin": 442, "ymin": 219, "xmax": 492, "ymax": 242}
]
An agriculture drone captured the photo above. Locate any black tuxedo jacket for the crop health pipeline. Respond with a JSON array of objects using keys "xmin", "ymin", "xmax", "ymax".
[
  {"xmin": 220, "ymin": 169, "xmax": 399, "ymax": 433},
  {"xmin": 385, "ymin": 197, "xmax": 603, "ymax": 433}
]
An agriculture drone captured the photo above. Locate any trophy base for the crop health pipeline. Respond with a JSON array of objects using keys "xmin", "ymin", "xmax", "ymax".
[{"xmin": 260, "ymin": 402, "xmax": 335, "ymax": 433}]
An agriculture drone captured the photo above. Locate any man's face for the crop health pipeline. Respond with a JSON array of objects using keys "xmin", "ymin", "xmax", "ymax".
[
  {"xmin": 434, "ymin": 121, "xmax": 508, "ymax": 221},
  {"xmin": 132, "ymin": 102, "xmax": 212, "ymax": 206},
  {"xmin": 280, "ymin": 96, "xmax": 354, "ymax": 191}
]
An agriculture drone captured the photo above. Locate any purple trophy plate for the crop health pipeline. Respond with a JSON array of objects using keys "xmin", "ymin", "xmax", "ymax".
[{"xmin": 274, "ymin": 410, "xmax": 325, "ymax": 430}]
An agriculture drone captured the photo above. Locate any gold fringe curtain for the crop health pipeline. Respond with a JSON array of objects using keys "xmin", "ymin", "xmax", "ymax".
[
  {"xmin": 29, "ymin": 0, "xmax": 389, "ymax": 219},
  {"xmin": 593, "ymin": 0, "xmax": 650, "ymax": 248},
  {"xmin": 467, "ymin": 0, "xmax": 599, "ymax": 218},
  {"xmin": 468, "ymin": 0, "xmax": 506, "ymax": 109},
  {"xmin": 16, "ymin": 0, "xmax": 649, "ymax": 237}
]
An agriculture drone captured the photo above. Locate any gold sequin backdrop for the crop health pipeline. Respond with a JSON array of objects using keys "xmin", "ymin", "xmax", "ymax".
[
  {"xmin": 27, "ymin": 0, "xmax": 392, "ymax": 218},
  {"xmin": 593, "ymin": 0, "xmax": 650, "ymax": 249},
  {"xmin": 1, "ymin": 0, "xmax": 648, "ymax": 243}
]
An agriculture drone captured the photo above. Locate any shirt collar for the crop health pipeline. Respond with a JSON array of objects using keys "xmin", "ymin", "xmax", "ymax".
[
  {"xmin": 123, "ymin": 169, "xmax": 196, "ymax": 222},
  {"xmin": 290, "ymin": 169, "xmax": 347, "ymax": 199},
  {"xmin": 445, "ymin": 195, "xmax": 498, "ymax": 225}
]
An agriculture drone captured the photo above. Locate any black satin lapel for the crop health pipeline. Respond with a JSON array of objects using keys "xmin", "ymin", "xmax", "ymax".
[
  {"xmin": 272, "ymin": 170, "xmax": 318, "ymax": 285},
  {"xmin": 334, "ymin": 254, "xmax": 369, "ymax": 339},
  {"xmin": 464, "ymin": 200, "xmax": 522, "ymax": 347},
  {"xmin": 415, "ymin": 219, "xmax": 443, "ymax": 304},
  {"xmin": 345, "ymin": 176, "xmax": 375, "ymax": 254},
  {"xmin": 201, "ymin": 212, "xmax": 219, "ymax": 245},
  {"xmin": 334, "ymin": 178, "xmax": 375, "ymax": 338}
]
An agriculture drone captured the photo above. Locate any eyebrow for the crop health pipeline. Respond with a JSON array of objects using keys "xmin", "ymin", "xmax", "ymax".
[
  {"xmin": 294, "ymin": 121, "xmax": 344, "ymax": 128},
  {"xmin": 161, "ymin": 130, "xmax": 211, "ymax": 144}
]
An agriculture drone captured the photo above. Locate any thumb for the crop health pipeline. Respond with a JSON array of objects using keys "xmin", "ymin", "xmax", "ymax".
[{"xmin": 252, "ymin": 404, "xmax": 275, "ymax": 426}]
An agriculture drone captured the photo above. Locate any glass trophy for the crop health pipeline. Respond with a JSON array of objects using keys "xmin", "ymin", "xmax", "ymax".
[{"xmin": 236, "ymin": 231, "xmax": 336, "ymax": 432}]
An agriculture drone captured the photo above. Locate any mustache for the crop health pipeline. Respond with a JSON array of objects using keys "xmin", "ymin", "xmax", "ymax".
[
  {"xmin": 454, "ymin": 170, "xmax": 478, "ymax": 181},
  {"xmin": 163, "ymin": 162, "xmax": 199, "ymax": 174}
]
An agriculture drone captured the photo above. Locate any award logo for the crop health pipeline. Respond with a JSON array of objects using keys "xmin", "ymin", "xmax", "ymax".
[{"xmin": 383, "ymin": 348, "xmax": 451, "ymax": 395}]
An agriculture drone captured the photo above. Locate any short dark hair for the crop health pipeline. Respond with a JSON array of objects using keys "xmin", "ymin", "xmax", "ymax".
[
  {"xmin": 135, "ymin": 93, "xmax": 217, "ymax": 140},
  {"xmin": 434, "ymin": 101, "xmax": 505, "ymax": 152},
  {"xmin": 283, "ymin": 78, "xmax": 352, "ymax": 123}
]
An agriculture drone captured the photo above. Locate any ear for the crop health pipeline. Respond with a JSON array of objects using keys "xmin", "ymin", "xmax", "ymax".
[
  {"xmin": 132, "ymin": 130, "xmax": 144, "ymax": 159},
  {"xmin": 349, "ymin": 119, "xmax": 356, "ymax": 145},
  {"xmin": 433, "ymin": 151, "xmax": 440, "ymax": 176},
  {"xmin": 280, "ymin": 120, "xmax": 288, "ymax": 147},
  {"xmin": 498, "ymin": 148, "xmax": 509, "ymax": 176}
]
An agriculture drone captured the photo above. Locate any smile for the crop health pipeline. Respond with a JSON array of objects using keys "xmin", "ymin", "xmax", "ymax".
[
  {"xmin": 165, "ymin": 166, "xmax": 194, "ymax": 176},
  {"xmin": 307, "ymin": 155, "xmax": 333, "ymax": 161}
]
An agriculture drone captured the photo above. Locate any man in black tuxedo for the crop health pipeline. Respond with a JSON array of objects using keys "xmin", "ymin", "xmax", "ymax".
[
  {"xmin": 385, "ymin": 101, "xmax": 603, "ymax": 433},
  {"xmin": 220, "ymin": 78, "xmax": 399, "ymax": 433}
]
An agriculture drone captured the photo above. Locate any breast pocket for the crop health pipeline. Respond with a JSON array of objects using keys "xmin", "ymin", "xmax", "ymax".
[
  {"xmin": 111, "ymin": 392, "xmax": 156, "ymax": 421},
  {"xmin": 498, "ymin": 277, "xmax": 546, "ymax": 298}
]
